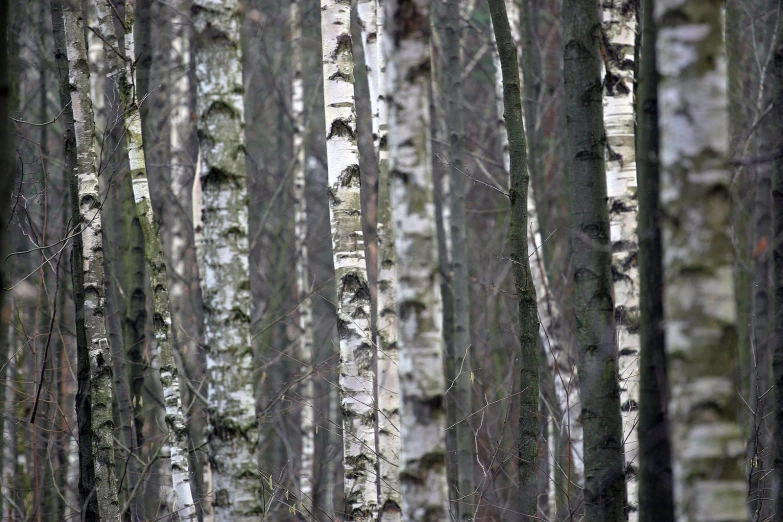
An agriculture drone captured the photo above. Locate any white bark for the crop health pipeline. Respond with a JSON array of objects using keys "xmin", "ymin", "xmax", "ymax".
[
  {"xmin": 320, "ymin": 0, "xmax": 378, "ymax": 518},
  {"xmin": 375, "ymin": 0, "xmax": 402, "ymax": 518},
  {"xmin": 62, "ymin": 2, "xmax": 120, "ymax": 520},
  {"xmin": 91, "ymin": 3, "xmax": 198, "ymax": 518},
  {"xmin": 192, "ymin": 1, "xmax": 258, "ymax": 519},
  {"xmin": 385, "ymin": 0, "xmax": 449, "ymax": 518},
  {"xmin": 601, "ymin": 2, "xmax": 639, "ymax": 516},
  {"xmin": 655, "ymin": 2, "xmax": 745, "ymax": 521},
  {"xmin": 290, "ymin": 0, "xmax": 316, "ymax": 515}
]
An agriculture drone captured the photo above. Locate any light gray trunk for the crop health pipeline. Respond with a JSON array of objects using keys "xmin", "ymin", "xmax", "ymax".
[
  {"xmin": 192, "ymin": 1, "xmax": 258, "ymax": 519},
  {"xmin": 656, "ymin": 0, "xmax": 746, "ymax": 519},
  {"xmin": 384, "ymin": 0, "xmax": 450, "ymax": 518}
]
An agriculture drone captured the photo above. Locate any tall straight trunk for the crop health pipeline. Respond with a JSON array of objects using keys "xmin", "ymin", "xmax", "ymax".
[
  {"xmin": 192, "ymin": 1, "xmax": 258, "ymax": 519},
  {"xmin": 600, "ymin": 2, "xmax": 640, "ymax": 516},
  {"xmin": 373, "ymin": 1, "xmax": 402, "ymax": 518},
  {"xmin": 774, "ymin": 11, "xmax": 783, "ymax": 520},
  {"xmin": 290, "ymin": 0, "xmax": 316, "ymax": 515},
  {"xmin": 319, "ymin": 0, "xmax": 377, "ymax": 518},
  {"xmin": 168, "ymin": 2, "xmax": 210, "ymax": 515},
  {"xmin": 48, "ymin": 1, "xmax": 98, "ymax": 519},
  {"xmin": 656, "ymin": 1, "xmax": 745, "ymax": 520},
  {"xmin": 438, "ymin": 0, "xmax": 474, "ymax": 518},
  {"xmin": 61, "ymin": 1, "xmax": 121, "ymax": 519},
  {"xmin": 563, "ymin": 1, "xmax": 626, "ymax": 521},
  {"xmin": 635, "ymin": 0, "xmax": 674, "ymax": 520},
  {"xmin": 0, "ymin": 0, "xmax": 11, "ymax": 311},
  {"xmin": 384, "ymin": 0, "xmax": 449, "ymax": 519},
  {"xmin": 486, "ymin": 0, "xmax": 540, "ymax": 517},
  {"xmin": 92, "ymin": 2, "xmax": 197, "ymax": 518}
]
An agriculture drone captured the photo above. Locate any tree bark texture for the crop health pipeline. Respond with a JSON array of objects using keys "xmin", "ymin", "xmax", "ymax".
[
  {"xmin": 486, "ymin": 0, "xmax": 540, "ymax": 516},
  {"xmin": 192, "ymin": 1, "xmax": 258, "ymax": 519},
  {"xmin": 773, "ymin": 11, "xmax": 783, "ymax": 520},
  {"xmin": 384, "ymin": 0, "xmax": 450, "ymax": 518},
  {"xmin": 62, "ymin": 1, "xmax": 121, "ymax": 519},
  {"xmin": 635, "ymin": 0, "xmax": 674, "ymax": 520},
  {"xmin": 320, "ymin": 0, "xmax": 377, "ymax": 518},
  {"xmin": 563, "ymin": 1, "xmax": 626, "ymax": 521},
  {"xmin": 92, "ymin": 2, "xmax": 198, "ymax": 518},
  {"xmin": 655, "ymin": 0, "xmax": 746, "ymax": 520},
  {"xmin": 371, "ymin": 0, "xmax": 403, "ymax": 518},
  {"xmin": 600, "ymin": 1, "xmax": 640, "ymax": 516}
]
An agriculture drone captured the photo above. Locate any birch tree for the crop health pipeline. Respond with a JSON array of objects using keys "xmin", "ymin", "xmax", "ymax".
[
  {"xmin": 656, "ymin": 0, "xmax": 745, "ymax": 519},
  {"xmin": 61, "ymin": 1, "xmax": 120, "ymax": 520},
  {"xmin": 358, "ymin": 0, "xmax": 403, "ymax": 518},
  {"xmin": 384, "ymin": 0, "xmax": 449, "ymax": 518},
  {"xmin": 92, "ymin": 2, "xmax": 197, "ymax": 519},
  {"xmin": 48, "ymin": 1, "xmax": 99, "ymax": 519},
  {"xmin": 319, "ymin": 0, "xmax": 377, "ymax": 517},
  {"xmin": 636, "ymin": 0, "xmax": 674, "ymax": 520},
  {"xmin": 290, "ymin": 0, "xmax": 316, "ymax": 514},
  {"xmin": 192, "ymin": 1, "xmax": 258, "ymax": 519},
  {"xmin": 563, "ymin": 1, "xmax": 626, "ymax": 521},
  {"xmin": 600, "ymin": 2, "xmax": 640, "ymax": 515}
]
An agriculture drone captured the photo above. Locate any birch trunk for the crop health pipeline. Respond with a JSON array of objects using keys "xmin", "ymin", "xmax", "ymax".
[
  {"xmin": 635, "ymin": 0, "xmax": 674, "ymax": 519},
  {"xmin": 290, "ymin": 0, "xmax": 316, "ymax": 515},
  {"xmin": 192, "ymin": 1, "xmax": 258, "ymax": 519},
  {"xmin": 563, "ymin": 1, "xmax": 626, "ymax": 520},
  {"xmin": 48, "ymin": 1, "xmax": 98, "ymax": 518},
  {"xmin": 655, "ymin": 1, "xmax": 745, "ymax": 520},
  {"xmin": 319, "ymin": 0, "xmax": 377, "ymax": 517},
  {"xmin": 91, "ymin": 2, "xmax": 198, "ymax": 519},
  {"xmin": 374, "ymin": 0, "xmax": 402, "ymax": 518},
  {"xmin": 600, "ymin": 3, "xmax": 640, "ymax": 516},
  {"xmin": 384, "ymin": 0, "xmax": 449, "ymax": 518},
  {"xmin": 62, "ymin": 2, "xmax": 120, "ymax": 519}
]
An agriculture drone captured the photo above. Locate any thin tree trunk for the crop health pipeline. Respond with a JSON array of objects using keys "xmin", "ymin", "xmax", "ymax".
[
  {"xmin": 438, "ymin": 0, "xmax": 474, "ymax": 517},
  {"xmin": 374, "ymin": 0, "xmax": 402, "ymax": 518},
  {"xmin": 61, "ymin": 0, "xmax": 121, "ymax": 518},
  {"xmin": 384, "ymin": 0, "xmax": 449, "ymax": 518},
  {"xmin": 774, "ymin": 7, "xmax": 783, "ymax": 519},
  {"xmin": 92, "ymin": 2, "xmax": 198, "ymax": 518},
  {"xmin": 635, "ymin": 0, "xmax": 674, "ymax": 520},
  {"xmin": 0, "ymin": 0, "xmax": 11, "ymax": 312},
  {"xmin": 486, "ymin": 0, "xmax": 540, "ymax": 517},
  {"xmin": 320, "ymin": 0, "xmax": 377, "ymax": 517},
  {"xmin": 290, "ymin": 0, "xmax": 316, "ymax": 515},
  {"xmin": 191, "ymin": 1, "xmax": 258, "ymax": 519},
  {"xmin": 600, "ymin": 2, "xmax": 640, "ymax": 517},
  {"xmin": 48, "ymin": 0, "xmax": 99, "ymax": 519},
  {"xmin": 563, "ymin": 1, "xmax": 626, "ymax": 521},
  {"xmin": 656, "ymin": 0, "xmax": 745, "ymax": 520}
]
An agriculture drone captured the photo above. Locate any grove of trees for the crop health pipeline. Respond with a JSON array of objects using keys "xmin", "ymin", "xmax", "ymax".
[{"xmin": 0, "ymin": 0, "xmax": 780, "ymax": 520}]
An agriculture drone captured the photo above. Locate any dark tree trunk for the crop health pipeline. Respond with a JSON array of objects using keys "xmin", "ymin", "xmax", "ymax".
[
  {"xmin": 486, "ymin": 0, "xmax": 540, "ymax": 516},
  {"xmin": 635, "ymin": 0, "xmax": 674, "ymax": 520},
  {"xmin": 562, "ymin": 1, "xmax": 626, "ymax": 521}
]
